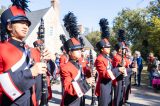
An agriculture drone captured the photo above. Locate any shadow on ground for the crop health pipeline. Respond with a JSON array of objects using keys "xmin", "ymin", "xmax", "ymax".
[
  {"xmin": 52, "ymin": 89, "xmax": 62, "ymax": 95},
  {"xmin": 128, "ymin": 102, "xmax": 150, "ymax": 106},
  {"xmin": 49, "ymin": 90, "xmax": 62, "ymax": 105}
]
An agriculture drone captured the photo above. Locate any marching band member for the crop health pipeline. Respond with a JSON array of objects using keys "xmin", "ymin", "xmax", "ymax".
[
  {"xmin": 60, "ymin": 12, "xmax": 94, "ymax": 106},
  {"xmin": 0, "ymin": 0, "xmax": 50, "ymax": 105},
  {"xmin": 95, "ymin": 18, "xmax": 124, "ymax": 106},
  {"xmin": 32, "ymin": 39, "xmax": 55, "ymax": 102},
  {"xmin": 95, "ymin": 39, "xmax": 124, "ymax": 106},
  {"xmin": 112, "ymin": 29, "xmax": 133, "ymax": 105}
]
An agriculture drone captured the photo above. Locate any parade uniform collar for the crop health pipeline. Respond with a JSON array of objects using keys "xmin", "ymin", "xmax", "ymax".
[
  {"xmin": 102, "ymin": 53, "xmax": 110, "ymax": 59},
  {"xmin": 69, "ymin": 59, "xmax": 80, "ymax": 69},
  {"xmin": 8, "ymin": 38, "xmax": 26, "ymax": 51},
  {"xmin": 9, "ymin": 38, "xmax": 25, "ymax": 47}
]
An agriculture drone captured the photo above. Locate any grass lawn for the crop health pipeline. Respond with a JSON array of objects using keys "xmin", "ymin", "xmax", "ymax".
[
  {"xmin": 141, "ymin": 66, "xmax": 149, "ymax": 86},
  {"xmin": 131, "ymin": 65, "xmax": 149, "ymax": 87}
]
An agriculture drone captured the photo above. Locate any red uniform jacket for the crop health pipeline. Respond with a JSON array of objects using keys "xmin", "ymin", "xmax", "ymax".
[
  {"xmin": 60, "ymin": 60, "xmax": 90, "ymax": 106},
  {"xmin": 95, "ymin": 54, "xmax": 118, "ymax": 96},
  {"xmin": 112, "ymin": 53, "xmax": 130, "ymax": 68},
  {"xmin": 30, "ymin": 48, "xmax": 41, "ymax": 62},
  {"xmin": 0, "ymin": 39, "xmax": 35, "ymax": 106},
  {"xmin": 59, "ymin": 54, "xmax": 68, "ymax": 66}
]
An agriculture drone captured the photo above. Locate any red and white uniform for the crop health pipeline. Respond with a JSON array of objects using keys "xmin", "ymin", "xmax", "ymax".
[
  {"xmin": 60, "ymin": 60, "xmax": 90, "ymax": 106},
  {"xmin": 0, "ymin": 39, "xmax": 36, "ymax": 106},
  {"xmin": 59, "ymin": 54, "xmax": 68, "ymax": 66},
  {"xmin": 112, "ymin": 53, "xmax": 130, "ymax": 68},
  {"xmin": 95, "ymin": 54, "xmax": 121, "ymax": 106}
]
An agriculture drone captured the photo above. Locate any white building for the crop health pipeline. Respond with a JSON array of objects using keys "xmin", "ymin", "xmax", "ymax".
[
  {"xmin": 25, "ymin": 0, "xmax": 94, "ymax": 55},
  {"xmin": 25, "ymin": 6, "xmax": 65, "ymax": 54}
]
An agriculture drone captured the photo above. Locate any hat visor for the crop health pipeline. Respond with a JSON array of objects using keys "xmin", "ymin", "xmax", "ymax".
[
  {"xmin": 70, "ymin": 45, "xmax": 83, "ymax": 51},
  {"xmin": 104, "ymin": 45, "xmax": 111, "ymax": 48},
  {"xmin": 8, "ymin": 15, "xmax": 31, "ymax": 26}
]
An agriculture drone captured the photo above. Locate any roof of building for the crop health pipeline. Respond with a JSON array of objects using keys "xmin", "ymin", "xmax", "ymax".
[
  {"xmin": 26, "ymin": 7, "xmax": 50, "ymax": 35},
  {"xmin": 26, "ymin": 7, "xmax": 93, "ymax": 49}
]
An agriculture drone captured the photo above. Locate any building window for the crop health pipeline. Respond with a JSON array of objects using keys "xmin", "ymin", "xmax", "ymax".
[{"xmin": 50, "ymin": 27, "xmax": 54, "ymax": 36}]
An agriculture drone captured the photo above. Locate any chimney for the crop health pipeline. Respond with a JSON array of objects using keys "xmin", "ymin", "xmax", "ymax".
[
  {"xmin": 78, "ymin": 25, "xmax": 84, "ymax": 35},
  {"xmin": 51, "ymin": 0, "xmax": 60, "ymax": 18}
]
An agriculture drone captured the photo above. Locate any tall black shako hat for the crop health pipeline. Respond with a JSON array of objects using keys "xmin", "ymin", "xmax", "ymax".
[
  {"xmin": 1, "ymin": 0, "xmax": 31, "ymax": 34},
  {"xmin": 63, "ymin": 12, "xmax": 84, "ymax": 53},
  {"xmin": 59, "ymin": 34, "xmax": 67, "ymax": 52},
  {"xmin": 99, "ymin": 18, "xmax": 110, "ymax": 39},
  {"xmin": 114, "ymin": 43, "xmax": 123, "ymax": 51},
  {"xmin": 96, "ymin": 18, "xmax": 111, "ymax": 51},
  {"xmin": 96, "ymin": 39, "xmax": 111, "ymax": 51},
  {"xmin": 118, "ymin": 29, "xmax": 125, "ymax": 42}
]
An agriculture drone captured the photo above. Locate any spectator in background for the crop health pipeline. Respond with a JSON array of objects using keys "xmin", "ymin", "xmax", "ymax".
[
  {"xmin": 135, "ymin": 51, "xmax": 143, "ymax": 87},
  {"xmin": 55, "ymin": 53, "xmax": 60, "ymax": 68},
  {"xmin": 132, "ymin": 52, "xmax": 138, "ymax": 86},
  {"xmin": 53, "ymin": 53, "xmax": 60, "ymax": 84},
  {"xmin": 147, "ymin": 52, "xmax": 157, "ymax": 87}
]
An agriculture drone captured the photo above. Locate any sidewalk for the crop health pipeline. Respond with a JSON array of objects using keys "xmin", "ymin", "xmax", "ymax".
[
  {"xmin": 128, "ymin": 86, "xmax": 160, "ymax": 106},
  {"xmin": 48, "ymin": 82, "xmax": 160, "ymax": 106},
  {"xmin": 48, "ymin": 83, "xmax": 98, "ymax": 106}
]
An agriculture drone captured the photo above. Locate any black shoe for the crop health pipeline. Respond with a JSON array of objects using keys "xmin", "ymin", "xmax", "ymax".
[
  {"xmin": 133, "ymin": 83, "xmax": 137, "ymax": 86},
  {"xmin": 52, "ymin": 80, "xmax": 57, "ymax": 84},
  {"xmin": 137, "ymin": 84, "xmax": 141, "ymax": 87}
]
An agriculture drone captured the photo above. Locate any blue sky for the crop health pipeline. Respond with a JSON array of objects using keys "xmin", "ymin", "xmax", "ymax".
[{"xmin": 0, "ymin": 0, "xmax": 153, "ymax": 31}]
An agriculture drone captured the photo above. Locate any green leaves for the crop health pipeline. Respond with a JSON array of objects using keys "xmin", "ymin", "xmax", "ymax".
[{"xmin": 110, "ymin": 0, "xmax": 160, "ymax": 60}]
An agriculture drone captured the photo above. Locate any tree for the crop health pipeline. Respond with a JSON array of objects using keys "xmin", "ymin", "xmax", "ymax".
[
  {"xmin": 113, "ymin": 8, "xmax": 148, "ymax": 43},
  {"xmin": 112, "ymin": 8, "xmax": 151, "ymax": 60},
  {"xmin": 147, "ymin": 16, "xmax": 160, "ymax": 58},
  {"xmin": 86, "ymin": 30, "xmax": 117, "ymax": 52},
  {"xmin": 86, "ymin": 0, "xmax": 160, "ymax": 60},
  {"xmin": 86, "ymin": 31, "xmax": 101, "ymax": 49},
  {"xmin": 147, "ymin": 0, "xmax": 160, "ymax": 17},
  {"xmin": 146, "ymin": 0, "xmax": 160, "ymax": 58}
]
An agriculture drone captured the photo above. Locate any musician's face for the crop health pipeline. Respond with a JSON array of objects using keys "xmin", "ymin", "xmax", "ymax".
[
  {"xmin": 7, "ymin": 21, "xmax": 29, "ymax": 41},
  {"xmin": 69, "ymin": 49, "xmax": 82, "ymax": 60},
  {"xmin": 102, "ymin": 47, "xmax": 110, "ymax": 54}
]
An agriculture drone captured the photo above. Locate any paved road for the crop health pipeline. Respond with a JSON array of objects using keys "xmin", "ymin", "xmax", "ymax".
[
  {"xmin": 127, "ymin": 86, "xmax": 160, "ymax": 106},
  {"xmin": 48, "ymin": 83, "xmax": 97, "ymax": 106},
  {"xmin": 48, "ymin": 82, "xmax": 160, "ymax": 106}
]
